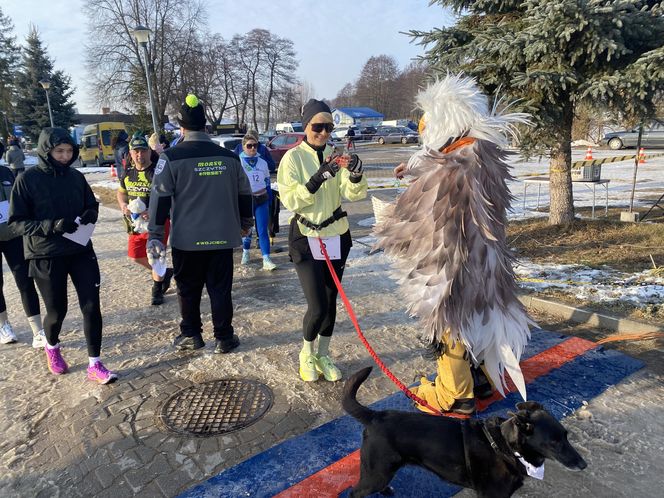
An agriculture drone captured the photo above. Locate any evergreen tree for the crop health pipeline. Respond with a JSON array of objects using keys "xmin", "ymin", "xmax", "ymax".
[
  {"xmin": 14, "ymin": 27, "xmax": 77, "ymax": 140},
  {"xmin": 0, "ymin": 7, "xmax": 21, "ymax": 140},
  {"xmin": 410, "ymin": 0, "xmax": 664, "ymax": 224}
]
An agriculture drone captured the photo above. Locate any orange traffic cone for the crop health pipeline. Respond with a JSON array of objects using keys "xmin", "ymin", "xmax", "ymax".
[
  {"xmin": 585, "ymin": 146, "xmax": 593, "ymax": 160},
  {"xmin": 638, "ymin": 148, "xmax": 646, "ymax": 164},
  {"xmin": 110, "ymin": 164, "xmax": 117, "ymax": 178}
]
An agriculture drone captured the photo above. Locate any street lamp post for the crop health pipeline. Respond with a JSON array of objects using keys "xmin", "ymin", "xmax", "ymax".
[
  {"xmin": 131, "ymin": 25, "xmax": 160, "ymax": 135},
  {"xmin": 39, "ymin": 79, "xmax": 55, "ymax": 128}
]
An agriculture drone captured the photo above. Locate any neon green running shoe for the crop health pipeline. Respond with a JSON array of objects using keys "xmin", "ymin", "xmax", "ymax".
[
  {"xmin": 315, "ymin": 355, "xmax": 342, "ymax": 382},
  {"xmin": 299, "ymin": 352, "xmax": 319, "ymax": 382}
]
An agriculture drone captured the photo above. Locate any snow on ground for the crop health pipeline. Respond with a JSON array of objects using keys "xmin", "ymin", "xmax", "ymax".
[{"xmin": 86, "ymin": 147, "xmax": 664, "ymax": 313}]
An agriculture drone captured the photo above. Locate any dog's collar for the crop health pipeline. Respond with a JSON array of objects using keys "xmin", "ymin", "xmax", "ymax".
[
  {"xmin": 482, "ymin": 421, "xmax": 522, "ymax": 470},
  {"xmin": 484, "ymin": 421, "xmax": 545, "ymax": 479}
]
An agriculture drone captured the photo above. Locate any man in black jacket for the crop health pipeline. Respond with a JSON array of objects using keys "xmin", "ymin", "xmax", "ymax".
[
  {"xmin": 9, "ymin": 127, "xmax": 117, "ymax": 384},
  {"xmin": 148, "ymin": 95, "xmax": 253, "ymax": 353}
]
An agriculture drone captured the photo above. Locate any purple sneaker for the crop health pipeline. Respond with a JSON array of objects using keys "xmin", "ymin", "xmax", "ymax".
[
  {"xmin": 45, "ymin": 346, "xmax": 68, "ymax": 375},
  {"xmin": 87, "ymin": 361, "xmax": 118, "ymax": 385}
]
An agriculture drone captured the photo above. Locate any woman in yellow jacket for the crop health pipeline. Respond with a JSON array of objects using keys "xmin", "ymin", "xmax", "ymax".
[{"xmin": 277, "ymin": 99, "xmax": 367, "ymax": 382}]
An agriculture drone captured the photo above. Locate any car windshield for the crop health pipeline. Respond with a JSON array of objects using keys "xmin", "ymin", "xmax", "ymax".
[{"xmin": 292, "ymin": 124, "xmax": 304, "ymax": 132}]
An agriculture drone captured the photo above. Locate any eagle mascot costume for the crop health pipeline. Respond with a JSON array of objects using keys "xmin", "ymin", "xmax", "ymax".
[{"xmin": 372, "ymin": 74, "xmax": 534, "ymax": 412}]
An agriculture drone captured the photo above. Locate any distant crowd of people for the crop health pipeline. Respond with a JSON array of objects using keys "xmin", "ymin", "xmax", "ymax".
[{"xmin": 0, "ymin": 94, "xmax": 367, "ymax": 387}]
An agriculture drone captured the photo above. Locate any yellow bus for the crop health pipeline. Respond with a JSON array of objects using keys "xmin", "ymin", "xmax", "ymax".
[{"xmin": 79, "ymin": 122, "xmax": 127, "ymax": 167}]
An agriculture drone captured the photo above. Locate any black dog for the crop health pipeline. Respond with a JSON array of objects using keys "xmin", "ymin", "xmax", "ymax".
[{"xmin": 342, "ymin": 367, "xmax": 587, "ymax": 498}]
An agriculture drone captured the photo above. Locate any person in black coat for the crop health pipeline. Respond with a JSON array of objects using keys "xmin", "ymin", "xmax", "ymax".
[{"xmin": 9, "ymin": 127, "xmax": 117, "ymax": 384}]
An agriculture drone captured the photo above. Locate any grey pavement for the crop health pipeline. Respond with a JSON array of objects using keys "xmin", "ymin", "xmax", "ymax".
[{"xmin": 0, "ymin": 182, "xmax": 662, "ymax": 498}]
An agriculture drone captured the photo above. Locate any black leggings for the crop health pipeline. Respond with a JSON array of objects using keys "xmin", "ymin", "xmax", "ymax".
[
  {"xmin": 289, "ymin": 220, "xmax": 352, "ymax": 341},
  {"xmin": 0, "ymin": 237, "xmax": 40, "ymax": 316},
  {"xmin": 29, "ymin": 250, "xmax": 103, "ymax": 356}
]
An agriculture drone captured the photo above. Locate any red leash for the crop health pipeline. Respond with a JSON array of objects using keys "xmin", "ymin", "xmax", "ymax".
[{"xmin": 317, "ymin": 238, "xmax": 444, "ymax": 416}]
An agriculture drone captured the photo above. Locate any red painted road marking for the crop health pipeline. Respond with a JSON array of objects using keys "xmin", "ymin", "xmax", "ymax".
[{"xmin": 275, "ymin": 337, "xmax": 597, "ymax": 498}]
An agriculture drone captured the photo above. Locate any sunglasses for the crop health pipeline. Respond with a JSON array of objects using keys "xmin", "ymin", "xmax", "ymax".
[
  {"xmin": 310, "ymin": 123, "xmax": 334, "ymax": 133},
  {"xmin": 245, "ymin": 143, "xmax": 258, "ymax": 149}
]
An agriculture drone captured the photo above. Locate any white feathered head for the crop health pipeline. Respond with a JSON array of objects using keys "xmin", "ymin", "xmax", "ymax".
[{"xmin": 417, "ymin": 73, "xmax": 530, "ymax": 150}]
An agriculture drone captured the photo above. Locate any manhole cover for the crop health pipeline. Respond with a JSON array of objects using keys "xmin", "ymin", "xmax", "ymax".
[{"xmin": 157, "ymin": 379, "xmax": 273, "ymax": 437}]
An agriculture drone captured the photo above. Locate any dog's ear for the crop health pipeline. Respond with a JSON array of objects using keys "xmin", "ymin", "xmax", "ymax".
[
  {"xmin": 512, "ymin": 409, "xmax": 535, "ymax": 435},
  {"xmin": 516, "ymin": 401, "xmax": 543, "ymax": 412}
]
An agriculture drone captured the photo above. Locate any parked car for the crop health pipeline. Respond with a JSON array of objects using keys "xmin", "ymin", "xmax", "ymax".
[
  {"xmin": 79, "ymin": 122, "xmax": 128, "ymax": 167},
  {"xmin": 259, "ymin": 130, "xmax": 278, "ymax": 144},
  {"xmin": 210, "ymin": 134, "xmax": 244, "ymax": 151},
  {"xmin": 359, "ymin": 126, "xmax": 377, "ymax": 137},
  {"xmin": 266, "ymin": 133, "xmax": 305, "ymax": 167},
  {"xmin": 601, "ymin": 120, "xmax": 664, "ymax": 150},
  {"xmin": 372, "ymin": 126, "xmax": 419, "ymax": 145},
  {"xmin": 266, "ymin": 133, "xmax": 341, "ymax": 169},
  {"xmin": 330, "ymin": 126, "xmax": 358, "ymax": 142}
]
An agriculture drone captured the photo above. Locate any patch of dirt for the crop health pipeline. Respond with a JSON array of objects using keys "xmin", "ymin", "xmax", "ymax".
[
  {"xmin": 507, "ymin": 209, "xmax": 664, "ymax": 272},
  {"xmin": 93, "ymin": 186, "xmax": 120, "ymax": 211}
]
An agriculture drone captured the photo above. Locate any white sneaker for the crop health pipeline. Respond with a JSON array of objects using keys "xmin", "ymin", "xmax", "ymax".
[
  {"xmin": 262, "ymin": 257, "xmax": 277, "ymax": 271},
  {"xmin": 241, "ymin": 250, "xmax": 250, "ymax": 265},
  {"xmin": 0, "ymin": 322, "xmax": 17, "ymax": 344},
  {"xmin": 32, "ymin": 329, "xmax": 47, "ymax": 349}
]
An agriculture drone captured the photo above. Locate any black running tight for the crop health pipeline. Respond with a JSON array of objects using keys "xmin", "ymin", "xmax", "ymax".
[
  {"xmin": 29, "ymin": 250, "xmax": 103, "ymax": 356},
  {"xmin": 289, "ymin": 220, "xmax": 352, "ymax": 341},
  {"xmin": 0, "ymin": 237, "xmax": 40, "ymax": 316}
]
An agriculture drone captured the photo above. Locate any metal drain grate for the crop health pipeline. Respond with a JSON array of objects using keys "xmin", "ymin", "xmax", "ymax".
[{"xmin": 157, "ymin": 379, "xmax": 273, "ymax": 437}]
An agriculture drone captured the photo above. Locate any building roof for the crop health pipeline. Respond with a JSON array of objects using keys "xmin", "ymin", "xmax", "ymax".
[
  {"xmin": 333, "ymin": 107, "xmax": 384, "ymax": 119},
  {"xmin": 74, "ymin": 112, "xmax": 138, "ymax": 125}
]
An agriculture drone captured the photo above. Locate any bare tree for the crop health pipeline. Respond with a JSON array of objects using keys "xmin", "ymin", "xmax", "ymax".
[
  {"xmin": 83, "ymin": 0, "xmax": 205, "ymax": 123},
  {"xmin": 262, "ymin": 35, "xmax": 297, "ymax": 131},
  {"xmin": 391, "ymin": 61, "xmax": 428, "ymax": 120},
  {"xmin": 332, "ymin": 83, "xmax": 356, "ymax": 108},
  {"xmin": 355, "ymin": 55, "xmax": 399, "ymax": 116},
  {"xmin": 174, "ymin": 34, "xmax": 232, "ymax": 128}
]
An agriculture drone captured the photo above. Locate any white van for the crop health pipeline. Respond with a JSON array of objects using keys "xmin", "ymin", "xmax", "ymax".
[{"xmin": 276, "ymin": 122, "xmax": 303, "ymax": 133}]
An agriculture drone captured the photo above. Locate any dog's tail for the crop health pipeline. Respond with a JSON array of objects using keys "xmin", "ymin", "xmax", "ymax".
[{"xmin": 342, "ymin": 366, "xmax": 375, "ymax": 425}]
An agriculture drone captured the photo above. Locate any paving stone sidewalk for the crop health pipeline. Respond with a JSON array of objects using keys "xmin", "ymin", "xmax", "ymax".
[{"xmin": 1, "ymin": 197, "xmax": 661, "ymax": 498}]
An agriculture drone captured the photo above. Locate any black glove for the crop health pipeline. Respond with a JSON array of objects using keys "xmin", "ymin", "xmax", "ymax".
[
  {"xmin": 347, "ymin": 154, "xmax": 363, "ymax": 181},
  {"xmin": 305, "ymin": 158, "xmax": 340, "ymax": 194},
  {"xmin": 79, "ymin": 208, "xmax": 98, "ymax": 225},
  {"xmin": 53, "ymin": 218, "xmax": 78, "ymax": 234}
]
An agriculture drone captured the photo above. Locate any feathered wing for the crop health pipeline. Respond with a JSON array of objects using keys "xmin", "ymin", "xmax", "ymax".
[{"xmin": 373, "ymin": 140, "xmax": 534, "ymax": 400}]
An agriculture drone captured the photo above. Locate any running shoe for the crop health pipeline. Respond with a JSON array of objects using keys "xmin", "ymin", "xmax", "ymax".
[
  {"xmin": 262, "ymin": 257, "xmax": 277, "ymax": 271},
  {"xmin": 0, "ymin": 321, "xmax": 17, "ymax": 344},
  {"xmin": 87, "ymin": 361, "xmax": 118, "ymax": 384},
  {"xmin": 32, "ymin": 329, "xmax": 47, "ymax": 349},
  {"xmin": 45, "ymin": 346, "xmax": 68, "ymax": 375},
  {"xmin": 448, "ymin": 398, "xmax": 476, "ymax": 415},
  {"xmin": 299, "ymin": 352, "xmax": 320, "ymax": 382},
  {"xmin": 241, "ymin": 250, "xmax": 250, "ymax": 265},
  {"xmin": 214, "ymin": 334, "xmax": 240, "ymax": 354},
  {"xmin": 315, "ymin": 355, "xmax": 342, "ymax": 382}
]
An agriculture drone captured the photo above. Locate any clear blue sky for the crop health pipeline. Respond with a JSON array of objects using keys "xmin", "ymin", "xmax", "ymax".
[{"xmin": 3, "ymin": 0, "xmax": 453, "ymax": 113}]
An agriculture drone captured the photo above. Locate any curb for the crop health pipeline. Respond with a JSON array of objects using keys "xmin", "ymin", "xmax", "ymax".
[{"xmin": 519, "ymin": 294, "xmax": 664, "ymax": 334}]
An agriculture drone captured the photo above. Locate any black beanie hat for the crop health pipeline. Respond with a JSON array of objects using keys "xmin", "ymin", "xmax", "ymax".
[
  {"xmin": 301, "ymin": 99, "xmax": 332, "ymax": 128},
  {"xmin": 177, "ymin": 94, "xmax": 206, "ymax": 130}
]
